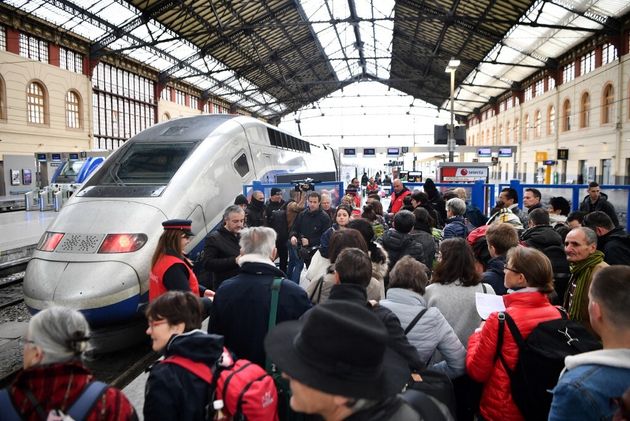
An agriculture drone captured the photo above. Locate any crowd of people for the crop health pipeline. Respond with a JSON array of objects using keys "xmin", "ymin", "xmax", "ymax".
[{"xmin": 3, "ymin": 176, "xmax": 630, "ymax": 421}]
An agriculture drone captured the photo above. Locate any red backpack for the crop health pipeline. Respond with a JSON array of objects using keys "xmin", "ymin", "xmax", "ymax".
[{"xmin": 162, "ymin": 348, "xmax": 278, "ymax": 421}]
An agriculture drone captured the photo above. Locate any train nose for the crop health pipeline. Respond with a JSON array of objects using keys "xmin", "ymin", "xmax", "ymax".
[{"xmin": 23, "ymin": 259, "xmax": 143, "ymax": 327}]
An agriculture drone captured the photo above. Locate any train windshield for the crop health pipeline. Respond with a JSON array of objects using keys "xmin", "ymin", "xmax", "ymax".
[{"xmin": 79, "ymin": 142, "xmax": 197, "ymax": 197}]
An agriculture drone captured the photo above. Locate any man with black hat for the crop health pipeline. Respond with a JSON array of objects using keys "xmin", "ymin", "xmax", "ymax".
[
  {"xmin": 245, "ymin": 190, "xmax": 267, "ymax": 227},
  {"xmin": 265, "ymin": 300, "xmax": 420, "ymax": 420}
]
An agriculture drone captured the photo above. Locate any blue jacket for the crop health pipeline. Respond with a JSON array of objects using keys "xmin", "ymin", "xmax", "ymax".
[
  {"xmin": 208, "ymin": 258, "xmax": 311, "ymax": 366},
  {"xmin": 442, "ymin": 216, "xmax": 469, "ymax": 239},
  {"xmin": 549, "ymin": 349, "xmax": 630, "ymax": 421},
  {"xmin": 482, "ymin": 255, "xmax": 507, "ymax": 295}
]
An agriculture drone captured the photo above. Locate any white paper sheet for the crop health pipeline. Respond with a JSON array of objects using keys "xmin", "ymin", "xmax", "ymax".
[{"xmin": 475, "ymin": 292, "xmax": 506, "ymax": 320}]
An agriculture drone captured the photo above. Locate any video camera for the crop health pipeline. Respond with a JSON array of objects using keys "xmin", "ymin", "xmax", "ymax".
[{"xmin": 292, "ymin": 177, "xmax": 318, "ymax": 192}]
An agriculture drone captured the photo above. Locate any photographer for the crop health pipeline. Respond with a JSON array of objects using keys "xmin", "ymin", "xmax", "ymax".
[{"xmin": 288, "ymin": 191, "xmax": 331, "ymax": 282}]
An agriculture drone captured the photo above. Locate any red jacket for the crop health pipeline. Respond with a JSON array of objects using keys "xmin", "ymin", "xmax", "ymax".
[
  {"xmin": 466, "ymin": 291, "xmax": 561, "ymax": 421},
  {"xmin": 8, "ymin": 361, "xmax": 136, "ymax": 420},
  {"xmin": 389, "ymin": 188, "xmax": 411, "ymax": 214},
  {"xmin": 149, "ymin": 254, "xmax": 200, "ymax": 301}
]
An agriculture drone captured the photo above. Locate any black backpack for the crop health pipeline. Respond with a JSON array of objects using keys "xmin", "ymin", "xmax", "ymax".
[{"xmin": 497, "ymin": 308, "xmax": 602, "ymax": 420}]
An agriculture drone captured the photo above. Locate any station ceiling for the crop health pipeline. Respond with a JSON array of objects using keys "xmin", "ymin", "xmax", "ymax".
[{"xmin": 10, "ymin": 0, "xmax": 630, "ymax": 120}]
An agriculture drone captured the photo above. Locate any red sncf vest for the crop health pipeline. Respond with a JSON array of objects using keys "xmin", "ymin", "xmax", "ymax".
[{"xmin": 149, "ymin": 254, "xmax": 200, "ymax": 301}]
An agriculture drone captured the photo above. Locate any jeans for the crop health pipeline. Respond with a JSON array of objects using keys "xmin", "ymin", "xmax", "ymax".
[{"xmin": 287, "ymin": 243, "xmax": 303, "ymax": 284}]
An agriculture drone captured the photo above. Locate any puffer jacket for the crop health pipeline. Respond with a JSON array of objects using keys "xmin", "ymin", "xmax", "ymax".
[
  {"xmin": 466, "ymin": 290, "xmax": 562, "ymax": 421},
  {"xmin": 380, "ymin": 229, "xmax": 425, "ymax": 274},
  {"xmin": 145, "ymin": 330, "xmax": 224, "ymax": 421},
  {"xmin": 409, "ymin": 229, "xmax": 436, "ymax": 270},
  {"xmin": 380, "ymin": 288, "xmax": 465, "ymax": 379},
  {"xmin": 443, "ymin": 216, "xmax": 469, "ymax": 239},
  {"xmin": 482, "ymin": 256, "xmax": 507, "ymax": 295},
  {"xmin": 597, "ymin": 227, "xmax": 630, "ymax": 265},
  {"xmin": 520, "ymin": 225, "xmax": 570, "ymax": 281}
]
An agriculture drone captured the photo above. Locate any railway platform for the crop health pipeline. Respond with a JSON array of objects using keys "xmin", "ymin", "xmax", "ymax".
[{"xmin": 0, "ymin": 210, "xmax": 57, "ymax": 269}]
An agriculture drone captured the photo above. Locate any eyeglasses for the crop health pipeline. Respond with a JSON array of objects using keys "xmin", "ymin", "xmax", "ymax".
[
  {"xmin": 504, "ymin": 265, "xmax": 521, "ymax": 273},
  {"xmin": 147, "ymin": 319, "xmax": 169, "ymax": 329}
]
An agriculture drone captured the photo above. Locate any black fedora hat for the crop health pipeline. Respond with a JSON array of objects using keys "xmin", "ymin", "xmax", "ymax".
[
  {"xmin": 162, "ymin": 219, "xmax": 195, "ymax": 237},
  {"xmin": 264, "ymin": 300, "xmax": 410, "ymax": 400}
]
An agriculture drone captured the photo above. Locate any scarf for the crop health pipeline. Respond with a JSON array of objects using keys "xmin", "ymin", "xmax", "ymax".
[{"xmin": 568, "ymin": 250, "xmax": 604, "ymax": 320}]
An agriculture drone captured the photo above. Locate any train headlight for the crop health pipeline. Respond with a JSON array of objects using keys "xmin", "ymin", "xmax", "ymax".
[
  {"xmin": 37, "ymin": 232, "xmax": 65, "ymax": 252},
  {"xmin": 98, "ymin": 234, "xmax": 148, "ymax": 253}
]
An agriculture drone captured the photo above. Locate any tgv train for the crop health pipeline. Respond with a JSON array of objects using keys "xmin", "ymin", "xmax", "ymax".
[{"xmin": 24, "ymin": 115, "xmax": 338, "ymax": 350}]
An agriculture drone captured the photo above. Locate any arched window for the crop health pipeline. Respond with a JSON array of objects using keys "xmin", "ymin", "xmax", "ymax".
[
  {"xmin": 562, "ymin": 99, "xmax": 571, "ymax": 131},
  {"xmin": 492, "ymin": 127, "xmax": 496, "ymax": 145},
  {"xmin": 579, "ymin": 92, "xmax": 590, "ymax": 128},
  {"xmin": 534, "ymin": 110, "xmax": 541, "ymax": 138},
  {"xmin": 27, "ymin": 81, "xmax": 47, "ymax": 124},
  {"xmin": 547, "ymin": 105, "xmax": 555, "ymax": 135},
  {"xmin": 498, "ymin": 124, "xmax": 503, "ymax": 145},
  {"xmin": 602, "ymin": 84, "xmax": 614, "ymax": 124},
  {"xmin": 514, "ymin": 119, "xmax": 519, "ymax": 142},
  {"xmin": 65, "ymin": 91, "xmax": 81, "ymax": 129},
  {"xmin": 523, "ymin": 114, "xmax": 529, "ymax": 141}
]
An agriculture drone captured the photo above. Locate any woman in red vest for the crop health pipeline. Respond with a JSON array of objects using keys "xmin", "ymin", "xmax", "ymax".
[{"xmin": 149, "ymin": 219, "xmax": 214, "ymax": 311}]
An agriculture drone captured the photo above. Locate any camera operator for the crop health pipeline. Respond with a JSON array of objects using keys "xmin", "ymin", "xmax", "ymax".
[{"xmin": 288, "ymin": 191, "xmax": 331, "ymax": 283}]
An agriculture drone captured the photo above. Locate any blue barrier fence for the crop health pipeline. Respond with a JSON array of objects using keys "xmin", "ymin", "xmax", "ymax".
[{"xmin": 244, "ymin": 179, "xmax": 629, "ymax": 228}]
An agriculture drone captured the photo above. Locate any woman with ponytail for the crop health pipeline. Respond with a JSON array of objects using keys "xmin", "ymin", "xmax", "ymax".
[
  {"xmin": 2, "ymin": 307, "xmax": 137, "ymax": 420},
  {"xmin": 346, "ymin": 218, "xmax": 389, "ymax": 284}
]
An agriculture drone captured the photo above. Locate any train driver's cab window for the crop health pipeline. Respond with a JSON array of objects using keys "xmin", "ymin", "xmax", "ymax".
[
  {"xmin": 234, "ymin": 153, "xmax": 250, "ymax": 177},
  {"xmin": 82, "ymin": 142, "xmax": 197, "ymax": 196}
]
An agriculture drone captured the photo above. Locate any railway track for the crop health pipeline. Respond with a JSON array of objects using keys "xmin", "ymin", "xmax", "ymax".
[{"xmin": 0, "ymin": 269, "xmax": 25, "ymax": 310}]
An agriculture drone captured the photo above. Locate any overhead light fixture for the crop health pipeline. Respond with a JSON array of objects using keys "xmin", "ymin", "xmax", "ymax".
[{"xmin": 445, "ymin": 58, "xmax": 461, "ymax": 72}]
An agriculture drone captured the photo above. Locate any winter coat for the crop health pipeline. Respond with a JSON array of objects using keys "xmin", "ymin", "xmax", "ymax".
[
  {"xmin": 564, "ymin": 260, "xmax": 608, "ymax": 332},
  {"xmin": 264, "ymin": 198, "xmax": 285, "ymax": 225},
  {"xmin": 371, "ymin": 244, "xmax": 389, "ymax": 282},
  {"xmin": 245, "ymin": 200, "xmax": 266, "ymax": 227},
  {"xmin": 144, "ymin": 330, "xmax": 224, "ymax": 421},
  {"xmin": 318, "ymin": 224, "xmax": 339, "ymax": 258},
  {"xmin": 424, "ymin": 281, "xmax": 495, "ymax": 348},
  {"xmin": 380, "ymin": 288, "xmax": 466, "ymax": 379},
  {"xmin": 409, "ymin": 229, "xmax": 435, "ymax": 270},
  {"xmin": 388, "ymin": 187, "xmax": 411, "ymax": 214},
  {"xmin": 442, "ymin": 216, "xmax": 469, "ymax": 239},
  {"xmin": 344, "ymin": 397, "xmax": 421, "ymax": 420},
  {"xmin": 466, "ymin": 290, "xmax": 562, "ymax": 421},
  {"xmin": 465, "ymin": 203, "xmax": 488, "ymax": 228},
  {"xmin": 6, "ymin": 361, "xmax": 136, "ymax": 421},
  {"xmin": 209, "ymin": 257, "xmax": 311, "ymax": 366},
  {"xmin": 597, "ymin": 227, "xmax": 630, "ymax": 266},
  {"xmin": 580, "ymin": 192, "xmax": 620, "ymax": 227},
  {"xmin": 201, "ymin": 226, "xmax": 240, "ymax": 288},
  {"xmin": 289, "ymin": 208, "xmax": 331, "ymax": 247},
  {"xmin": 380, "ymin": 229, "xmax": 425, "ymax": 274},
  {"xmin": 521, "ymin": 225, "xmax": 570, "ymax": 281},
  {"xmin": 305, "ymin": 272, "xmax": 384, "ymax": 304},
  {"xmin": 549, "ymin": 349, "xmax": 630, "ymax": 421},
  {"xmin": 328, "ymin": 283, "xmax": 425, "ymax": 371},
  {"xmin": 482, "ymin": 256, "xmax": 507, "ymax": 295}
]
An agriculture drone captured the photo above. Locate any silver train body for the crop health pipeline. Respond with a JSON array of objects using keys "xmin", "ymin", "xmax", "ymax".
[{"xmin": 24, "ymin": 115, "xmax": 337, "ymax": 345}]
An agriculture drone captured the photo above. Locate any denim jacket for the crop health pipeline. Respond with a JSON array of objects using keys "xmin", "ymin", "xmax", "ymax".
[{"xmin": 549, "ymin": 349, "xmax": 630, "ymax": 421}]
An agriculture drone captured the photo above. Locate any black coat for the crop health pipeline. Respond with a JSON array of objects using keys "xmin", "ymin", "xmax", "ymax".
[
  {"xmin": 144, "ymin": 330, "xmax": 224, "ymax": 421},
  {"xmin": 328, "ymin": 283, "xmax": 425, "ymax": 371},
  {"xmin": 201, "ymin": 226, "xmax": 241, "ymax": 289},
  {"xmin": 521, "ymin": 224, "xmax": 570, "ymax": 276},
  {"xmin": 598, "ymin": 227, "xmax": 630, "ymax": 266},
  {"xmin": 245, "ymin": 200, "xmax": 267, "ymax": 227},
  {"xmin": 380, "ymin": 229, "xmax": 426, "ymax": 274},
  {"xmin": 208, "ymin": 261, "xmax": 311, "ymax": 366},
  {"xmin": 580, "ymin": 192, "xmax": 620, "ymax": 227},
  {"xmin": 289, "ymin": 208, "xmax": 331, "ymax": 247},
  {"xmin": 265, "ymin": 199, "xmax": 285, "ymax": 225}
]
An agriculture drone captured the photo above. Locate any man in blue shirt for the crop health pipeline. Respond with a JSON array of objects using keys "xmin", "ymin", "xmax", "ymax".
[{"xmin": 549, "ymin": 265, "xmax": 630, "ymax": 420}]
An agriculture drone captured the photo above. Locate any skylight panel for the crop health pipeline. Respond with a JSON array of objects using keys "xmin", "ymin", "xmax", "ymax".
[{"xmin": 91, "ymin": 0, "xmax": 137, "ymax": 27}]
